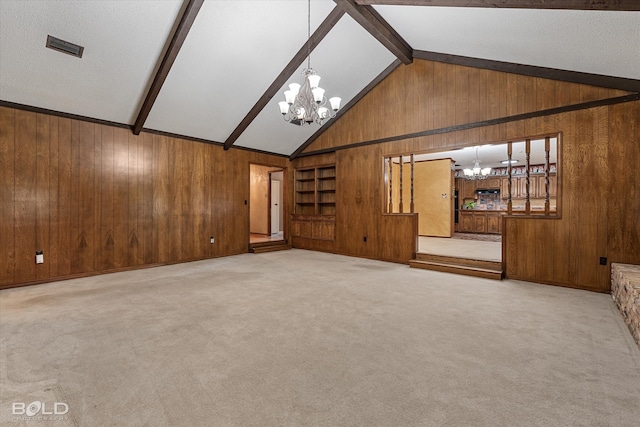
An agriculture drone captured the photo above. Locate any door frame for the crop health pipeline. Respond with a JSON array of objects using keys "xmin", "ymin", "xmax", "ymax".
[
  {"xmin": 268, "ymin": 171, "xmax": 283, "ymax": 236},
  {"xmin": 248, "ymin": 162, "xmax": 287, "ymax": 243}
]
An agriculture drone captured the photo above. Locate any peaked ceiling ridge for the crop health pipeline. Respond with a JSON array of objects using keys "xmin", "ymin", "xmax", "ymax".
[
  {"xmin": 223, "ymin": 6, "xmax": 346, "ymax": 151},
  {"xmin": 353, "ymin": 0, "xmax": 640, "ymax": 11},
  {"xmin": 334, "ymin": 0, "xmax": 413, "ymax": 64}
]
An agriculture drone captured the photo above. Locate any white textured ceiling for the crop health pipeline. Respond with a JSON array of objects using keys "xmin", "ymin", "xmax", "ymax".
[
  {"xmin": 410, "ymin": 138, "xmax": 558, "ymax": 170},
  {"xmin": 145, "ymin": 0, "xmax": 336, "ymax": 143},
  {"xmin": 0, "ymin": 1, "xmax": 637, "ymax": 156},
  {"xmin": 374, "ymin": 6, "xmax": 640, "ymax": 80},
  {"xmin": 0, "ymin": 0, "xmax": 181, "ymax": 124}
]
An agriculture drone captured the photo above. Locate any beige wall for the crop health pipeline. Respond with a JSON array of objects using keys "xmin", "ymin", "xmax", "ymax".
[
  {"xmin": 414, "ymin": 159, "xmax": 454, "ymax": 237},
  {"xmin": 391, "ymin": 158, "xmax": 453, "ymax": 237},
  {"xmin": 250, "ymin": 164, "xmax": 271, "ymax": 234}
]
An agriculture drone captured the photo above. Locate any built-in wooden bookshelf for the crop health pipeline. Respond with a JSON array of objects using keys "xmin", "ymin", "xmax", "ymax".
[
  {"xmin": 293, "ymin": 165, "xmax": 337, "ymax": 244},
  {"xmin": 294, "ymin": 165, "xmax": 336, "ymax": 215}
]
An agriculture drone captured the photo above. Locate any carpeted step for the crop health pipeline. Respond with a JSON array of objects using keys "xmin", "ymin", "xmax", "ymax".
[
  {"xmin": 414, "ymin": 253, "xmax": 501, "ymax": 271},
  {"xmin": 250, "ymin": 244, "xmax": 292, "ymax": 254},
  {"xmin": 409, "ymin": 259, "xmax": 503, "ymax": 280}
]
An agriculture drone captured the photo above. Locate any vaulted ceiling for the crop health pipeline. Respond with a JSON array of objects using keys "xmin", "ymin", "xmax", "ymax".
[{"xmin": 1, "ymin": 0, "xmax": 638, "ymax": 158}]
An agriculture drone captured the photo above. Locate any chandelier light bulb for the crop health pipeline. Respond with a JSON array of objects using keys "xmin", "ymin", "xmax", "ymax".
[
  {"xmin": 329, "ymin": 97, "xmax": 341, "ymax": 111},
  {"xmin": 307, "ymin": 74, "xmax": 321, "ymax": 89},
  {"xmin": 278, "ymin": 101, "xmax": 289, "ymax": 115},
  {"xmin": 288, "ymin": 83, "xmax": 300, "ymax": 96},
  {"xmin": 284, "ymin": 90, "xmax": 295, "ymax": 105},
  {"xmin": 318, "ymin": 107, "xmax": 329, "ymax": 119},
  {"xmin": 312, "ymin": 87, "xmax": 325, "ymax": 103}
]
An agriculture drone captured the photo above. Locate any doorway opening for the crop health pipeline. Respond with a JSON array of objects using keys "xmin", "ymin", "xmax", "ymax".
[
  {"xmin": 249, "ymin": 164, "xmax": 285, "ymax": 245},
  {"xmin": 384, "ymin": 135, "xmax": 560, "ymax": 264}
]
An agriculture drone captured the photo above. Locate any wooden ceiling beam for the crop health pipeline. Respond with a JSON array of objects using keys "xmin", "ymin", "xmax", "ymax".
[
  {"xmin": 223, "ymin": 7, "xmax": 345, "ymax": 150},
  {"xmin": 413, "ymin": 50, "xmax": 640, "ymax": 92},
  {"xmin": 354, "ymin": 0, "xmax": 640, "ymax": 11},
  {"xmin": 132, "ymin": 0, "xmax": 204, "ymax": 135},
  {"xmin": 334, "ymin": 0, "xmax": 413, "ymax": 64}
]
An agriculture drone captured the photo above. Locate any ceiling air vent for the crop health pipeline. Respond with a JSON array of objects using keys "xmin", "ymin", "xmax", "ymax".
[{"xmin": 46, "ymin": 35, "xmax": 84, "ymax": 58}]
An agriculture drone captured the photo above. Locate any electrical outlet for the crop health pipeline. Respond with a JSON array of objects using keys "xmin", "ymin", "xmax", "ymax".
[
  {"xmin": 210, "ymin": 236, "xmax": 215, "ymax": 244},
  {"xmin": 599, "ymin": 257, "xmax": 607, "ymax": 266},
  {"xmin": 35, "ymin": 251, "xmax": 44, "ymax": 264}
]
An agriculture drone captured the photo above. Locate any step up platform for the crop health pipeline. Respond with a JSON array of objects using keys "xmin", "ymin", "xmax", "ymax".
[
  {"xmin": 410, "ymin": 253, "xmax": 503, "ymax": 280},
  {"xmin": 249, "ymin": 240, "xmax": 292, "ymax": 254}
]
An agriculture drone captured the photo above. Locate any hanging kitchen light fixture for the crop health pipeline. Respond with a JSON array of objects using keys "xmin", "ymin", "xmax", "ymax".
[
  {"xmin": 278, "ymin": 0, "xmax": 341, "ymax": 126},
  {"xmin": 463, "ymin": 147, "xmax": 492, "ymax": 180}
]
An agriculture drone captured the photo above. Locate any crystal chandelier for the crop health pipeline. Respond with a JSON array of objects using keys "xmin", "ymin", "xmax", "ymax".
[
  {"xmin": 463, "ymin": 147, "xmax": 492, "ymax": 180},
  {"xmin": 278, "ymin": 0, "xmax": 341, "ymax": 126}
]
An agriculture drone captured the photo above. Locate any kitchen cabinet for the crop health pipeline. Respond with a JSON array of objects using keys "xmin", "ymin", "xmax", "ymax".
[
  {"xmin": 460, "ymin": 212, "xmax": 475, "ymax": 232},
  {"xmin": 485, "ymin": 177, "xmax": 501, "ymax": 189},
  {"xmin": 501, "ymin": 174, "xmax": 556, "ymax": 199},
  {"xmin": 474, "ymin": 214, "xmax": 486, "ymax": 233},
  {"xmin": 486, "ymin": 212, "xmax": 501, "ymax": 234},
  {"xmin": 534, "ymin": 175, "xmax": 557, "ymax": 198},
  {"xmin": 459, "ymin": 211, "xmax": 502, "ymax": 234},
  {"xmin": 462, "ymin": 179, "xmax": 476, "ymax": 198}
]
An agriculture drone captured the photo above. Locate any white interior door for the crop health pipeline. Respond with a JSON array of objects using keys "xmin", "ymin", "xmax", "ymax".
[{"xmin": 270, "ymin": 180, "xmax": 281, "ymax": 234}]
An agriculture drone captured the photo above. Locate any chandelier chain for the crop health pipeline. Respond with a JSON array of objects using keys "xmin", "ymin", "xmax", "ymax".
[
  {"xmin": 277, "ymin": 0, "xmax": 341, "ymax": 126},
  {"xmin": 307, "ymin": 0, "xmax": 311, "ymax": 70}
]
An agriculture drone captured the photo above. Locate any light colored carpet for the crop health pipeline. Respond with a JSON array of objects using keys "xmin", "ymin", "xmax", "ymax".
[
  {"xmin": 419, "ymin": 236, "xmax": 502, "ymax": 262},
  {"xmin": 1, "ymin": 249, "xmax": 639, "ymax": 426}
]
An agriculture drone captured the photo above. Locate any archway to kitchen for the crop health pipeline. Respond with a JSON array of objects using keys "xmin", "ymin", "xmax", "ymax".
[{"xmin": 383, "ymin": 135, "xmax": 559, "ymax": 264}]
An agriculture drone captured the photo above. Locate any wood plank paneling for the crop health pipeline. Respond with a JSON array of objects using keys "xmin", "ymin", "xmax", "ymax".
[
  {"xmin": 14, "ymin": 110, "xmax": 37, "ymax": 283},
  {"xmin": 142, "ymin": 132, "xmax": 155, "ymax": 264},
  {"xmin": 608, "ymin": 101, "xmax": 639, "ymax": 265},
  {"xmin": 127, "ymin": 132, "xmax": 140, "ymax": 266},
  {"xmin": 48, "ymin": 116, "xmax": 60, "ymax": 279},
  {"xmin": 78, "ymin": 121, "xmax": 96, "ymax": 273},
  {"xmin": 305, "ymin": 58, "xmax": 630, "ymax": 154},
  {"xmin": 93, "ymin": 123, "xmax": 102, "ymax": 272},
  {"xmin": 57, "ymin": 118, "xmax": 72, "ymax": 277},
  {"xmin": 100, "ymin": 125, "xmax": 115, "ymax": 270},
  {"xmin": 35, "ymin": 113, "xmax": 51, "ymax": 280},
  {"xmin": 0, "ymin": 107, "xmax": 16, "ymax": 286},
  {"xmin": 113, "ymin": 127, "xmax": 129, "ymax": 269}
]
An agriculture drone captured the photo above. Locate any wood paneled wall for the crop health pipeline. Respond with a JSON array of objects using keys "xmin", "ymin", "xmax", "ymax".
[
  {"xmin": 291, "ymin": 148, "xmax": 418, "ymax": 263},
  {"xmin": 305, "ymin": 59, "xmax": 629, "ymax": 153},
  {"xmin": 297, "ymin": 59, "xmax": 639, "ymax": 292},
  {"xmin": 336, "ymin": 147, "xmax": 417, "ymax": 264},
  {"xmin": 0, "ymin": 107, "xmax": 288, "ymax": 288}
]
